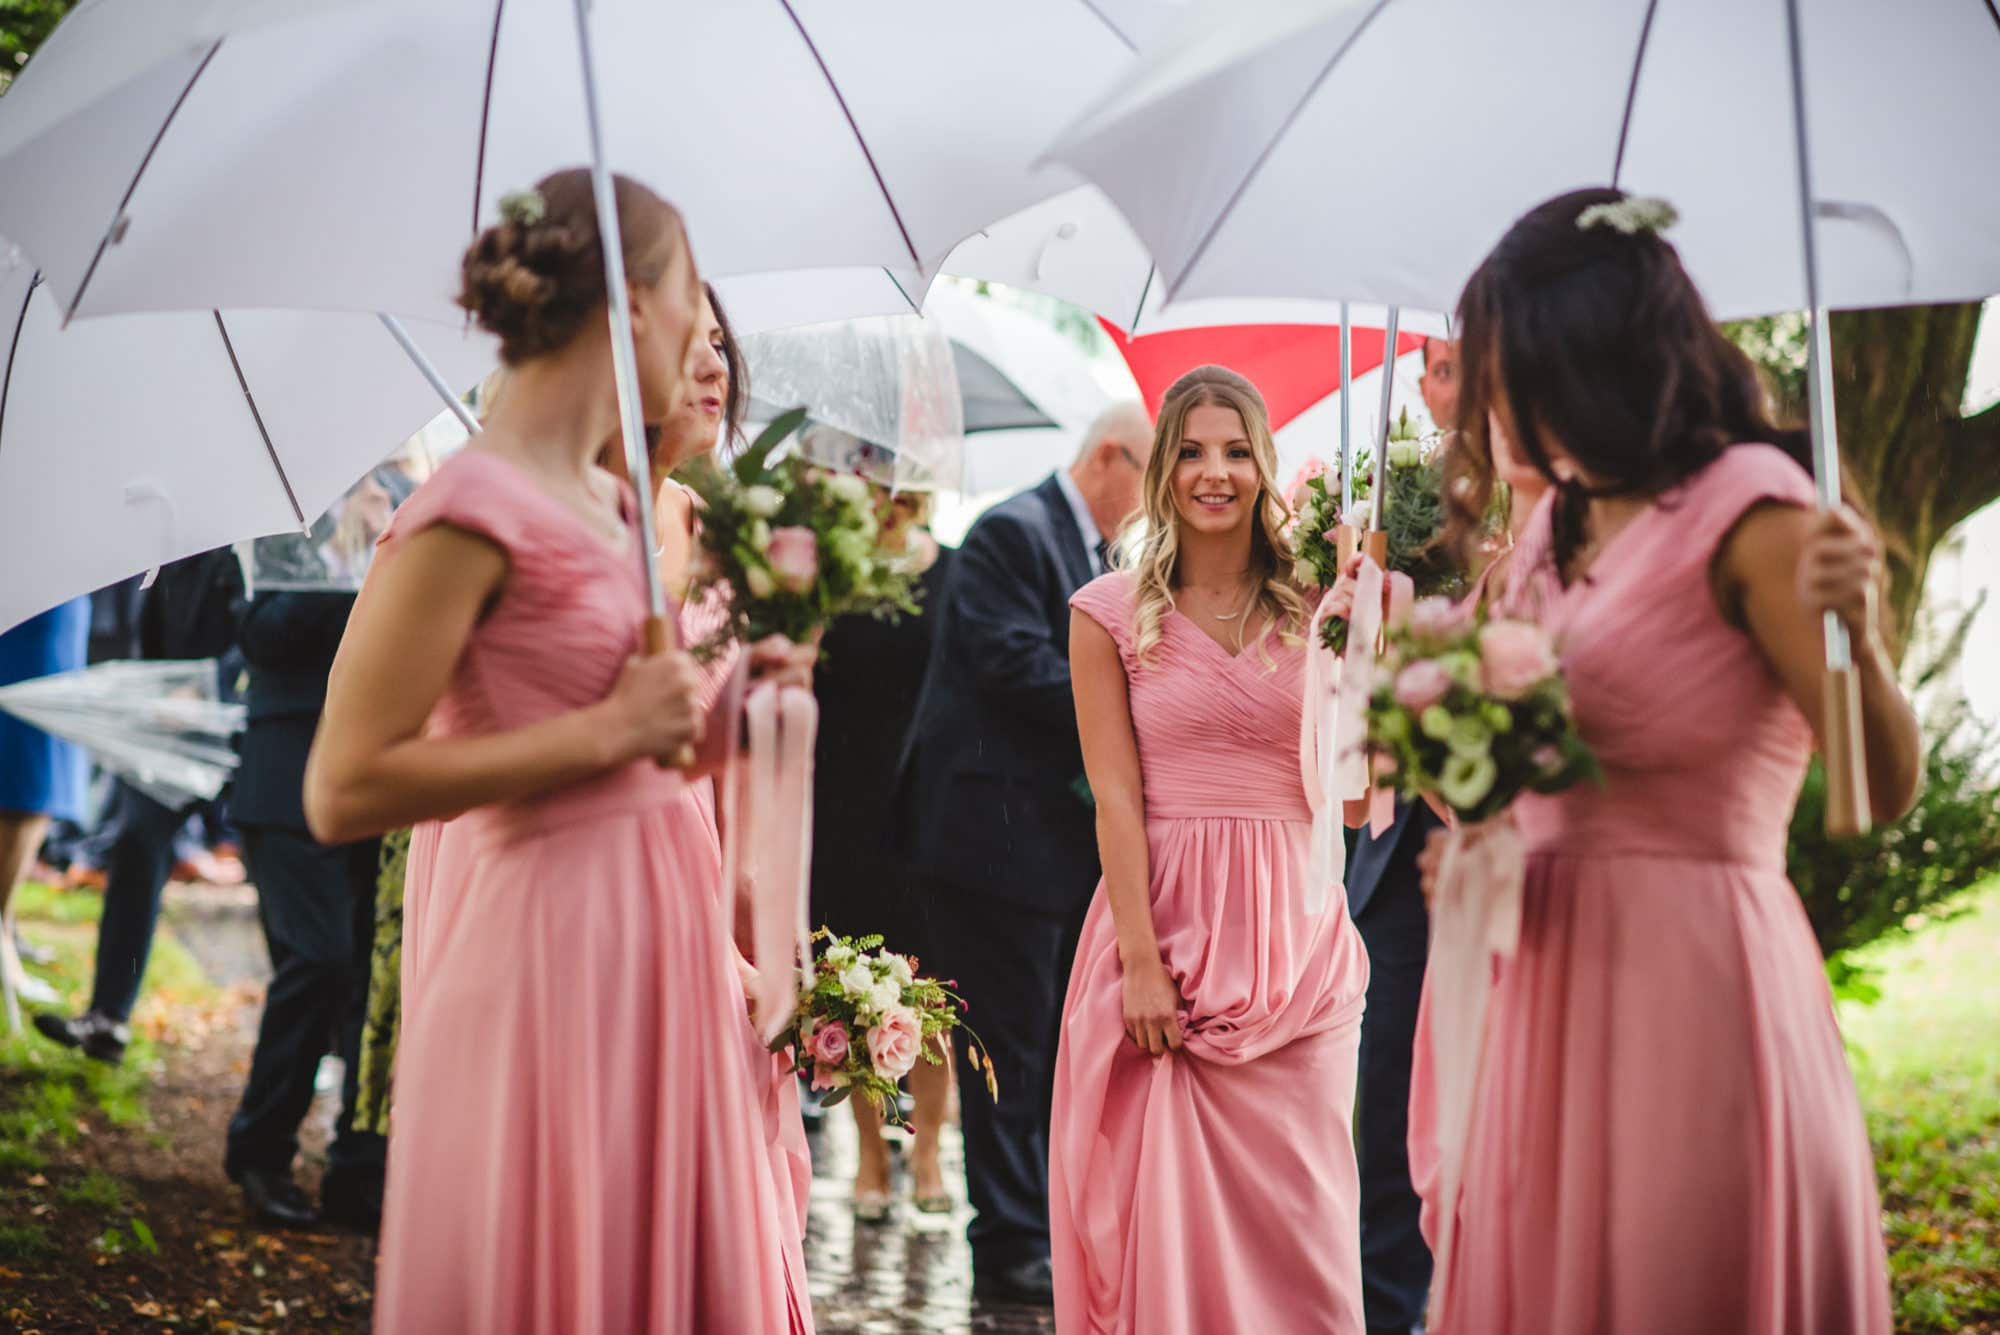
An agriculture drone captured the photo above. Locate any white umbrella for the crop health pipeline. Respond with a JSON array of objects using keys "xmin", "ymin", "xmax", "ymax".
[
  {"xmin": 1042, "ymin": 0, "xmax": 2000, "ymax": 321},
  {"xmin": 0, "ymin": 0, "xmax": 1145, "ymax": 329},
  {"xmin": 0, "ymin": 244, "xmax": 494, "ymax": 633}
]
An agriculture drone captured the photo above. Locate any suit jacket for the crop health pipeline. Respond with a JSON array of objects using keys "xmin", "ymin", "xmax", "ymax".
[
  {"xmin": 229, "ymin": 592, "xmax": 355, "ymax": 832},
  {"xmin": 897, "ymin": 474, "xmax": 1100, "ymax": 913},
  {"xmin": 1346, "ymin": 797, "xmax": 1444, "ymax": 922}
]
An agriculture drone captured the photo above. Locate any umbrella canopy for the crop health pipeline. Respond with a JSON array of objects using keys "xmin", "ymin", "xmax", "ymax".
[
  {"xmin": 0, "ymin": 244, "xmax": 493, "ymax": 633},
  {"xmin": 1101, "ymin": 318, "xmax": 1427, "ymax": 433},
  {"xmin": 0, "ymin": 660, "xmax": 243, "ymax": 809},
  {"xmin": 0, "ymin": 0, "xmax": 1144, "ymax": 328},
  {"xmin": 1043, "ymin": 0, "xmax": 2000, "ymax": 320}
]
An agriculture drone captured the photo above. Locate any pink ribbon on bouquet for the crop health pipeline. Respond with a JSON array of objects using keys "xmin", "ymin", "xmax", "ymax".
[
  {"xmin": 1424, "ymin": 816, "xmax": 1526, "ymax": 1325},
  {"xmin": 1334, "ymin": 558, "xmax": 1414, "ymax": 837},
  {"xmin": 1299, "ymin": 585, "xmax": 1349, "ymax": 913},
  {"xmin": 721, "ymin": 678, "xmax": 820, "ymax": 1045}
]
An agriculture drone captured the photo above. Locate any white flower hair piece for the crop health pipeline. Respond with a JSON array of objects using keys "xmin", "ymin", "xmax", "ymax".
[
  {"xmin": 1576, "ymin": 195, "xmax": 1679, "ymax": 237},
  {"xmin": 498, "ymin": 188, "xmax": 547, "ymax": 228}
]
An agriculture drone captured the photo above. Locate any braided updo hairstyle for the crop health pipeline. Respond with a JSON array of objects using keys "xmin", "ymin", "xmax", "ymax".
[
  {"xmin": 1446, "ymin": 187, "xmax": 1813, "ymax": 584},
  {"xmin": 459, "ymin": 168, "xmax": 688, "ymax": 366}
]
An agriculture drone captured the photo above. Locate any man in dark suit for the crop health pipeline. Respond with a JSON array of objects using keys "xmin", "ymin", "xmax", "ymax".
[
  {"xmin": 222, "ymin": 589, "xmax": 384, "ymax": 1231},
  {"xmin": 1347, "ymin": 335, "xmax": 1461, "ymax": 1335},
  {"xmin": 899, "ymin": 402, "xmax": 1150, "ymax": 1304}
]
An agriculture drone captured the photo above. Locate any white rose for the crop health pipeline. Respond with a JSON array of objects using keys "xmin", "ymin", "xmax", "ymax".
[
  {"xmin": 827, "ymin": 473, "xmax": 871, "ymax": 507},
  {"xmin": 741, "ymin": 484, "xmax": 784, "ymax": 519},
  {"xmin": 883, "ymin": 952, "xmax": 913, "ymax": 987},
  {"xmin": 743, "ymin": 562, "xmax": 776, "ymax": 600},
  {"xmin": 1388, "ymin": 440, "xmax": 1421, "ymax": 469},
  {"xmin": 824, "ymin": 943, "xmax": 856, "ymax": 968},
  {"xmin": 1439, "ymin": 751, "xmax": 1498, "ymax": 810},
  {"xmin": 747, "ymin": 519, "xmax": 772, "ymax": 553},
  {"xmin": 1346, "ymin": 499, "xmax": 1372, "ymax": 530},
  {"xmin": 1292, "ymin": 557, "xmax": 1318, "ymax": 587},
  {"xmin": 867, "ymin": 979, "xmax": 902, "ymax": 1015},
  {"xmin": 838, "ymin": 962, "xmax": 875, "ymax": 1000}
]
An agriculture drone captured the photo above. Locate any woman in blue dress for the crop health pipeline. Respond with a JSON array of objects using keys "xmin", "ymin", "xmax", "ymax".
[{"xmin": 0, "ymin": 596, "xmax": 91, "ymax": 1016}]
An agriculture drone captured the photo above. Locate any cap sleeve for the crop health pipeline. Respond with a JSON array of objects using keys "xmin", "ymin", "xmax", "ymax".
[
  {"xmin": 1070, "ymin": 571, "xmax": 1137, "ymax": 661},
  {"xmin": 1674, "ymin": 442, "xmax": 1819, "ymax": 567},
  {"xmin": 375, "ymin": 450, "xmax": 538, "ymax": 562}
]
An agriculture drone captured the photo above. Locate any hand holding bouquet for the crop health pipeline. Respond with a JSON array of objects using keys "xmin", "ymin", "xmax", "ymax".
[
  {"xmin": 1364, "ymin": 598, "xmax": 1599, "ymax": 822},
  {"xmin": 769, "ymin": 930, "xmax": 996, "ymax": 1120},
  {"xmin": 682, "ymin": 408, "xmax": 926, "ymax": 658}
]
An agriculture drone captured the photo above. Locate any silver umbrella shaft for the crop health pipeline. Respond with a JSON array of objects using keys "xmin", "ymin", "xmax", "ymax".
[
  {"xmin": 1338, "ymin": 301, "xmax": 1354, "ymax": 513},
  {"xmin": 377, "ymin": 313, "xmax": 481, "ymax": 436},
  {"xmin": 1371, "ymin": 305, "xmax": 1400, "ymax": 532},
  {"xmin": 574, "ymin": 0, "xmax": 667, "ymax": 621}
]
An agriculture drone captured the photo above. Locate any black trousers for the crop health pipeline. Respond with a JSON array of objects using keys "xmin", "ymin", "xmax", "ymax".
[
  {"xmin": 1354, "ymin": 873, "xmax": 1434, "ymax": 1335},
  {"xmin": 87, "ymin": 783, "xmax": 188, "ymax": 1023},
  {"xmin": 926, "ymin": 883, "xmax": 1090, "ymax": 1273},
  {"xmin": 225, "ymin": 826, "xmax": 384, "ymax": 1190}
]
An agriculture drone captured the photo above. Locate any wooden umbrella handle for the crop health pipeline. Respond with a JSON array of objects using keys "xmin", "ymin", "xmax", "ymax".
[
  {"xmin": 1364, "ymin": 530, "xmax": 1388, "ymax": 567},
  {"xmin": 1823, "ymin": 661, "xmax": 1872, "ymax": 838},
  {"xmin": 1335, "ymin": 524, "xmax": 1360, "ymax": 572}
]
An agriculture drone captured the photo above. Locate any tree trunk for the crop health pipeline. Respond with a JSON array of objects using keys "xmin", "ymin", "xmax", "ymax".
[{"xmin": 1831, "ymin": 303, "xmax": 2000, "ymax": 661}]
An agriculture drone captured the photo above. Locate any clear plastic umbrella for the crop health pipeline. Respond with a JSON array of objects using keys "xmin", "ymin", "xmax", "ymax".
[
  {"xmin": 0, "ymin": 660, "xmax": 244, "ymax": 809},
  {"xmin": 741, "ymin": 313, "xmax": 965, "ymax": 493}
]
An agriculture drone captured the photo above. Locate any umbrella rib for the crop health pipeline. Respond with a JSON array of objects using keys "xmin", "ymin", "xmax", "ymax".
[
  {"xmin": 882, "ymin": 268, "xmax": 921, "ymax": 314},
  {"xmin": 1172, "ymin": 0, "xmax": 1398, "ymax": 296},
  {"xmin": 1130, "ymin": 264, "xmax": 1156, "ymax": 331},
  {"xmin": 66, "ymin": 40, "xmax": 225, "ymax": 325},
  {"xmin": 0, "ymin": 272, "xmax": 39, "ymax": 457},
  {"xmin": 1611, "ymin": 0, "xmax": 1662, "ymax": 187},
  {"xmin": 775, "ymin": 0, "xmax": 922, "ymax": 270},
  {"xmin": 1983, "ymin": 0, "xmax": 2000, "ymax": 35},
  {"xmin": 1076, "ymin": 0, "xmax": 1140, "ymax": 51},
  {"xmin": 211, "ymin": 312, "xmax": 306, "ymax": 528},
  {"xmin": 470, "ymin": 0, "xmax": 508, "ymax": 238}
]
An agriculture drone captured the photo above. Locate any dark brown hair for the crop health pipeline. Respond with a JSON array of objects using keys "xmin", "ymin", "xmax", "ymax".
[
  {"xmin": 1446, "ymin": 187, "xmax": 1813, "ymax": 581},
  {"xmin": 459, "ymin": 168, "xmax": 687, "ymax": 365},
  {"xmin": 705, "ymin": 281, "xmax": 750, "ymax": 448}
]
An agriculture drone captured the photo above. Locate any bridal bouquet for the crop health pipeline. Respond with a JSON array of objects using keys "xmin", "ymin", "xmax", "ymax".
[
  {"xmin": 768, "ymin": 930, "xmax": 996, "ymax": 1120},
  {"xmin": 1364, "ymin": 598, "xmax": 1599, "ymax": 821},
  {"xmin": 1289, "ymin": 410, "xmax": 1464, "ymax": 654},
  {"xmin": 682, "ymin": 408, "xmax": 926, "ymax": 658}
]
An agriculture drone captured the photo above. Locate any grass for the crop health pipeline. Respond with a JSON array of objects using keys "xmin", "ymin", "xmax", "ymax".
[
  {"xmin": 0, "ymin": 878, "xmax": 216, "ymax": 1174},
  {"xmin": 1841, "ymin": 883, "xmax": 2000, "ymax": 1333}
]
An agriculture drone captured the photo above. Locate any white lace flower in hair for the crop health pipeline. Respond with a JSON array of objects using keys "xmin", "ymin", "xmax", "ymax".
[
  {"xmin": 1576, "ymin": 196, "xmax": 1679, "ymax": 236},
  {"xmin": 498, "ymin": 188, "xmax": 547, "ymax": 227}
]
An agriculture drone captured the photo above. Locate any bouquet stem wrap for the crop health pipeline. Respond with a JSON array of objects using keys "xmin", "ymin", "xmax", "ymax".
[
  {"xmin": 1300, "ymin": 585, "xmax": 1349, "ymax": 913},
  {"xmin": 1334, "ymin": 558, "xmax": 1414, "ymax": 838},
  {"xmin": 1425, "ymin": 816, "xmax": 1526, "ymax": 1321},
  {"xmin": 724, "ymin": 680, "xmax": 820, "ymax": 1044}
]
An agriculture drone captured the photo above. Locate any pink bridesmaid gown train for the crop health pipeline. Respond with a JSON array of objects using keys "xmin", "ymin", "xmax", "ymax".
[
  {"xmin": 373, "ymin": 451, "xmax": 812, "ymax": 1333},
  {"xmin": 1410, "ymin": 444, "xmax": 1891, "ymax": 1333},
  {"xmin": 1052, "ymin": 573, "xmax": 1372, "ymax": 1334}
]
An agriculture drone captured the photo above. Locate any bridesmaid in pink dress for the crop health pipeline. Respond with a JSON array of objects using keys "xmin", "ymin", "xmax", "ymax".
[
  {"xmin": 304, "ymin": 169, "xmax": 815, "ymax": 1333},
  {"xmin": 1053, "ymin": 365, "xmax": 1372, "ymax": 1334},
  {"xmin": 1407, "ymin": 188, "xmax": 1920, "ymax": 1333}
]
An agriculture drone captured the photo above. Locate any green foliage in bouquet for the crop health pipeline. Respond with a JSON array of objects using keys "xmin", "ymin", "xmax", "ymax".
[
  {"xmin": 767, "ymin": 929, "xmax": 997, "ymax": 1121},
  {"xmin": 1292, "ymin": 411, "xmax": 1470, "ymax": 655},
  {"xmin": 1364, "ymin": 602, "xmax": 1601, "ymax": 824},
  {"xmin": 682, "ymin": 407, "xmax": 924, "ymax": 658}
]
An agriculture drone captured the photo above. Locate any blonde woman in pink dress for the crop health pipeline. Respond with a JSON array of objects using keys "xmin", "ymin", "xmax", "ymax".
[
  {"xmin": 304, "ymin": 169, "xmax": 815, "ymax": 1333},
  {"xmin": 1053, "ymin": 365, "xmax": 1372, "ymax": 1334},
  {"xmin": 1407, "ymin": 188, "xmax": 1919, "ymax": 1334}
]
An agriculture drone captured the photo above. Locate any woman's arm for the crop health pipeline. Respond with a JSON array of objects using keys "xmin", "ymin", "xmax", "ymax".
[
  {"xmin": 1718, "ymin": 503, "xmax": 1922, "ymax": 823},
  {"xmin": 303, "ymin": 523, "xmax": 707, "ymax": 844},
  {"xmin": 1071, "ymin": 609, "xmax": 1182, "ymax": 1055}
]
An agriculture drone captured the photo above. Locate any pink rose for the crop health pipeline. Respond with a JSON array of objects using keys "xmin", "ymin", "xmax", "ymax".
[
  {"xmin": 765, "ymin": 526, "xmax": 820, "ymax": 594},
  {"xmin": 810, "ymin": 1062, "xmax": 847, "ymax": 1092},
  {"xmin": 1393, "ymin": 660, "xmax": 1453, "ymax": 713},
  {"xmin": 1407, "ymin": 596, "xmax": 1468, "ymax": 642},
  {"xmin": 1321, "ymin": 527, "xmax": 1343, "ymax": 545},
  {"xmin": 808, "ymin": 1019, "xmax": 850, "ymax": 1066},
  {"xmin": 865, "ymin": 1005, "xmax": 923, "ymax": 1081},
  {"xmin": 1479, "ymin": 620, "xmax": 1558, "ymax": 700}
]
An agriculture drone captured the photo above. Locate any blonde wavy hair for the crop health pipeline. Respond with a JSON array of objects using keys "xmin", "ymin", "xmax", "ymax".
[{"xmin": 1125, "ymin": 365, "xmax": 1308, "ymax": 666}]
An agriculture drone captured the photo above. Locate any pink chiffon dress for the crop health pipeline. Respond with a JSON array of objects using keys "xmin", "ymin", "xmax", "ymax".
[
  {"xmin": 1409, "ymin": 444, "xmax": 1891, "ymax": 1333},
  {"xmin": 1052, "ymin": 572, "xmax": 1372, "ymax": 1334},
  {"xmin": 372, "ymin": 450, "xmax": 812, "ymax": 1333}
]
